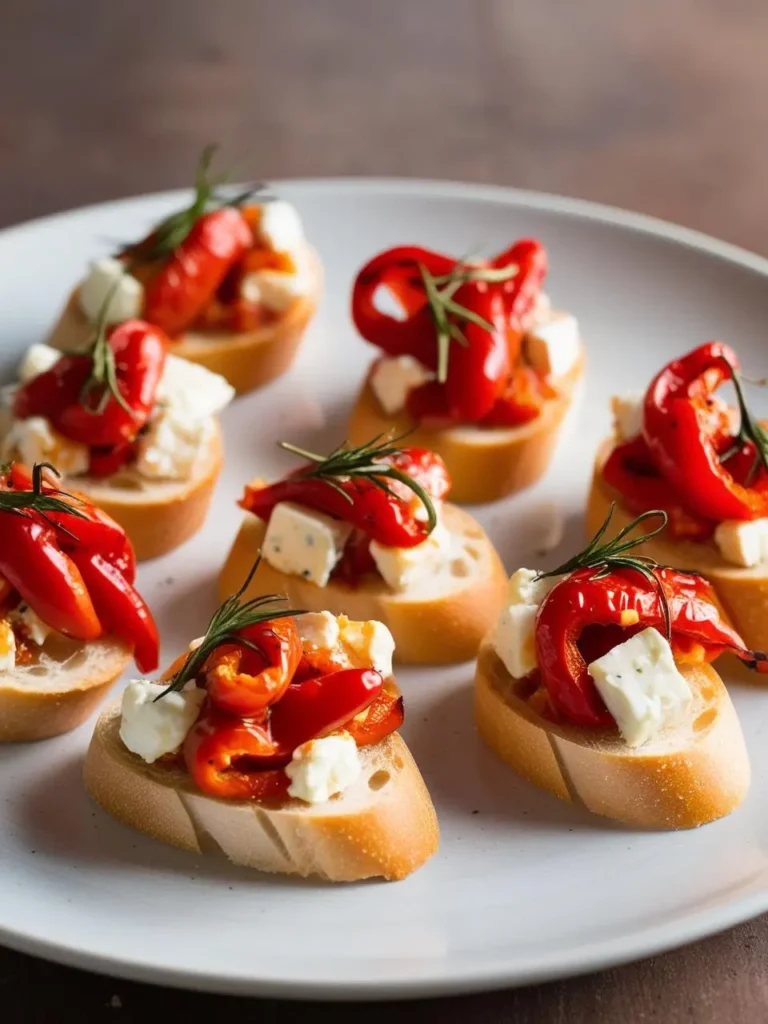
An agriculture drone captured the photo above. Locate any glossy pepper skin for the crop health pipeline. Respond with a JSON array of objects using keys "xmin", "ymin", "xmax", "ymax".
[
  {"xmin": 643, "ymin": 342, "xmax": 768, "ymax": 522},
  {"xmin": 241, "ymin": 446, "xmax": 450, "ymax": 549},
  {"xmin": 0, "ymin": 463, "xmax": 159, "ymax": 670},
  {"xmin": 535, "ymin": 566, "xmax": 767, "ymax": 728},
  {"xmin": 352, "ymin": 240, "xmax": 552, "ymax": 427}
]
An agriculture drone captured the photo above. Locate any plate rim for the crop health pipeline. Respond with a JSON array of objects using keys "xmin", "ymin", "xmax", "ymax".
[{"xmin": 1, "ymin": 176, "xmax": 768, "ymax": 1000}]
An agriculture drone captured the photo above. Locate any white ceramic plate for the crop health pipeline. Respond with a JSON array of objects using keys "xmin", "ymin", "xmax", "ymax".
[{"xmin": 1, "ymin": 179, "xmax": 768, "ymax": 1002}]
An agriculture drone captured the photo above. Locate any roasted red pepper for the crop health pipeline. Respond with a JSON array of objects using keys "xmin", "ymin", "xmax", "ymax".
[
  {"xmin": 492, "ymin": 239, "xmax": 549, "ymax": 341},
  {"xmin": 269, "ymin": 668, "xmax": 384, "ymax": 752},
  {"xmin": 242, "ymin": 445, "xmax": 449, "ymax": 549},
  {"xmin": 536, "ymin": 566, "xmax": 767, "ymax": 728},
  {"xmin": 643, "ymin": 342, "xmax": 768, "ymax": 522}
]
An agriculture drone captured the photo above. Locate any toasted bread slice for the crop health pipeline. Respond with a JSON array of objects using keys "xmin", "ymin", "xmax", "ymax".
[
  {"xmin": 84, "ymin": 702, "xmax": 439, "ymax": 882},
  {"xmin": 46, "ymin": 248, "xmax": 323, "ymax": 396},
  {"xmin": 475, "ymin": 644, "xmax": 750, "ymax": 828},
  {"xmin": 346, "ymin": 348, "xmax": 585, "ymax": 504},
  {"xmin": 588, "ymin": 438, "xmax": 768, "ymax": 658},
  {"xmin": 0, "ymin": 636, "xmax": 131, "ymax": 742},
  {"xmin": 67, "ymin": 421, "xmax": 224, "ymax": 562},
  {"xmin": 219, "ymin": 502, "xmax": 508, "ymax": 665}
]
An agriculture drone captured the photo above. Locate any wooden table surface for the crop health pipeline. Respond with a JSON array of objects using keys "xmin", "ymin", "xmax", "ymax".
[{"xmin": 3, "ymin": 1, "xmax": 768, "ymax": 1019}]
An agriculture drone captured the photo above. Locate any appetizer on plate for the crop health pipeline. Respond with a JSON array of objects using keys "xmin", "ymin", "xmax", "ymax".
[
  {"xmin": 347, "ymin": 241, "xmax": 584, "ymax": 503},
  {"xmin": 47, "ymin": 147, "xmax": 321, "ymax": 394},
  {"xmin": 0, "ymin": 462, "xmax": 158, "ymax": 742},
  {"xmin": 475, "ymin": 507, "xmax": 764, "ymax": 828},
  {"xmin": 85, "ymin": 567, "xmax": 439, "ymax": 882},
  {"xmin": 1, "ymin": 310, "xmax": 234, "ymax": 560},
  {"xmin": 219, "ymin": 435, "xmax": 508, "ymax": 664},
  {"xmin": 588, "ymin": 342, "xmax": 768, "ymax": 655}
]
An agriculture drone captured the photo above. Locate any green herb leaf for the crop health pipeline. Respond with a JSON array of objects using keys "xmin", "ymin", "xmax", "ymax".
[
  {"xmin": 720, "ymin": 357, "xmax": 768, "ymax": 485},
  {"xmin": 0, "ymin": 462, "xmax": 89, "ymax": 536},
  {"xmin": 78, "ymin": 277, "xmax": 134, "ymax": 418},
  {"xmin": 278, "ymin": 433, "xmax": 438, "ymax": 534}
]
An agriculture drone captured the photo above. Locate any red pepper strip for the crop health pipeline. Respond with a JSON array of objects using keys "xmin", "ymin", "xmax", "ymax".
[
  {"xmin": 203, "ymin": 617, "xmax": 302, "ymax": 719},
  {"xmin": 0, "ymin": 517, "xmax": 102, "ymax": 640},
  {"xmin": 69, "ymin": 550, "xmax": 159, "ymax": 671},
  {"xmin": 183, "ymin": 707, "xmax": 290, "ymax": 801},
  {"xmin": 643, "ymin": 341, "xmax": 768, "ymax": 521},
  {"xmin": 351, "ymin": 246, "xmax": 456, "ymax": 364},
  {"xmin": 535, "ymin": 566, "xmax": 767, "ymax": 728},
  {"xmin": 269, "ymin": 668, "xmax": 384, "ymax": 752},
  {"xmin": 143, "ymin": 208, "xmax": 253, "ymax": 337},
  {"xmin": 492, "ymin": 238, "xmax": 548, "ymax": 338},
  {"xmin": 344, "ymin": 686, "xmax": 404, "ymax": 746},
  {"xmin": 88, "ymin": 441, "xmax": 137, "ymax": 480},
  {"xmin": 602, "ymin": 436, "xmax": 715, "ymax": 543},
  {"xmin": 480, "ymin": 366, "xmax": 557, "ymax": 427}
]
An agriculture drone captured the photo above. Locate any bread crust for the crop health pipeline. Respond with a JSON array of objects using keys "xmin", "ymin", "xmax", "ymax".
[
  {"xmin": 84, "ymin": 703, "xmax": 439, "ymax": 882},
  {"xmin": 346, "ymin": 348, "xmax": 585, "ymax": 504},
  {"xmin": 588, "ymin": 438, "xmax": 768, "ymax": 659},
  {"xmin": 69, "ymin": 421, "xmax": 224, "ymax": 562},
  {"xmin": 46, "ymin": 247, "xmax": 323, "ymax": 396},
  {"xmin": 475, "ymin": 644, "xmax": 750, "ymax": 829},
  {"xmin": 0, "ymin": 637, "xmax": 130, "ymax": 742},
  {"xmin": 219, "ymin": 502, "xmax": 508, "ymax": 664}
]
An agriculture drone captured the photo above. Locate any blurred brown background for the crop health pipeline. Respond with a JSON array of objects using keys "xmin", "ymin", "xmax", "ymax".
[{"xmin": 3, "ymin": 1, "xmax": 768, "ymax": 1021}]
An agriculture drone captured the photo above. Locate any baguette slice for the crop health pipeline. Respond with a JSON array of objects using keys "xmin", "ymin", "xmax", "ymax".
[
  {"xmin": 69, "ymin": 421, "xmax": 224, "ymax": 562},
  {"xmin": 588, "ymin": 438, "xmax": 768, "ymax": 659},
  {"xmin": 84, "ymin": 703, "xmax": 439, "ymax": 882},
  {"xmin": 46, "ymin": 248, "xmax": 323, "ymax": 396},
  {"xmin": 219, "ymin": 501, "xmax": 508, "ymax": 664},
  {"xmin": 475, "ymin": 644, "xmax": 750, "ymax": 829},
  {"xmin": 346, "ymin": 348, "xmax": 585, "ymax": 504},
  {"xmin": 0, "ymin": 636, "xmax": 131, "ymax": 742}
]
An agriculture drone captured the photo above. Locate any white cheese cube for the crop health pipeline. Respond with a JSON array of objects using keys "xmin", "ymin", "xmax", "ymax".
[
  {"xmin": 262, "ymin": 502, "xmax": 353, "ymax": 587},
  {"xmin": 611, "ymin": 392, "xmax": 645, "ymax": 440},
  {"xmin": 2, "ymin": 416, "xmax": 89, "ymax": 476},
  {"xmin": 134, "ymin": 408, "xmax": 209, "ymax": 481},
  {"xmin": 369, "ymin": 355, "xmax": 435, "ymax": 416},
  {"xmin": 525, "ymin": 310, "xmax": 580, "ymax": 378},
  {"xmin": 298, "ymin": 611, "xmax": 341, "ymax": 651},
  {"xmin": 285, "ymin": 731, "xmax": 361, "ymax": 804},
  {"xmin": 119, "ymin": 680, "xmax": 206, "ymax": 764},
  {"xmin": 714, "ymin": 518, "xmax": 768, "ymax": 568},
  {"xmin": 507, "ymin": 567, "xmax": 560, "ymax": 607},
  {"xmin": 588, "ymin": 627, "xmax": 693, "ymax": 748},
  {"xmin": 0, "ymin": 620, "xmax": 16, "ymax": 673},
  {"xmin": 493, "ymin": 603, "xmax": 540, "ymax": 679},
  {"xmin": 10, "ymin": 604, "xmax": 51, "ymax": 647},
  {"xmin": 18, "ymin": 344, "xmax": 61, "ymax": 383},
  {"xmin": 240, "ymin": 266, "xmax": 310, "ymax": 313},
  {"xmin": 369, "ymin": 521, "xmax": 451, "ymax": 592},
  {"xmin": 78, "ymin": 257, "xmax": 144, "ymax": 324},
  {"xmin": 157, "ymin": 355, "xmax": 235, "ymax": 421},
  {"xmin": 258, "ymin": 200, "xmax": 306, "ymax": 255},
  {"xmin": 339, "ymin": 618, "xmax": 395, "ymax": 677}
]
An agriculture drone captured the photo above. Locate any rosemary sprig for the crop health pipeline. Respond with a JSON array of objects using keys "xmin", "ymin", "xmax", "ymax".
[
  {"xmin": 536, "ymin": 504, "xmax": 674, "ymax": 640},
  {"xmin": 119, "ymin": 144, "xmax": 265, "ymax": 265},
  {"xmin": 278, "ymin": 433, "xmax": 438, "ymax": 534},
  {"xmin": 0, "ymin": 462, "xmax": 88, "ymax": 535},
  {"xmin": 78, "ymin": 277, "xmax": 134, "ymax": 417},
  {"xmin": 719, "ymin": 357, "xmax": 768, "ymax": 485},
  {"xmin": 419, "ymin": 260, "xmax": 515, "ymax": 383},
  {"xmin": 157, "ymin": 557, "xmax": 304, "ymax": 699}
]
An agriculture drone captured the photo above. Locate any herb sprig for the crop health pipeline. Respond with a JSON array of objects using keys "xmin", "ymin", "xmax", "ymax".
[
  {"xmin": 720, "ymin": 357, "xmax": 768, "ymax": 485},
  {"xmin": 536, "ymin": 504, "xmax": 674, "ymax": 639},
  {"xmin": 0, "ymin": 462, "xmax": 87, "ymax": 535},
  {"xmin": 78, "ymin": 278, "xmax": 134, "ymax": 417},
  {"xmin": 278, "ymin": 433, "xmax": 438, "ymax": 534},
  {"xmin": 119, "ymin": 145, "xmax": 265, "ymax": 265},
  {"xmin": 158, "ymin": 558, "xmax": 302, "ymax": 699},
  {"xmin": 419, "ymin": 260, "xmax": 516, "ymax": 383}
]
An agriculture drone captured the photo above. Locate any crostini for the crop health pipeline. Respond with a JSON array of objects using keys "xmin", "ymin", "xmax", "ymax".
[
  {"xmin": 47, "ymin": 147, "xmax": 321, "ymax": 394},
  {"xmin": 85, "ymin": 566, "xmax": 439, "ymax": 882},
  {"xmin": 347, "ymin": 241, "xmax": 584, "ymax": 503},
  {"xmin": 475, "ymin": 506, "xmax": 764, "ymax": 828},
  {"xmin": 1, "ymin": 309, "xmax": 234, "ymax": 560},
  {"xmin": 219, "ymin": 435, "xmax": 508, "ymax": 664},
  {"xmin": 0, "ymin": 462, "xmax": 158, "ymax": 742},
  {"xmin": 587, "ymin": 341, "xmax": 768, "ymax": 656}
]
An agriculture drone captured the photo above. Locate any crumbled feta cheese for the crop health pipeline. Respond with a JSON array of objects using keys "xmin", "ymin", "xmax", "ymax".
[
  {"xmin": 588, "ymin": 627, "xmax": 693, "ymax": 747},
  {"xmin": 297, "ymin": 611, "xmax": 341, "ymax": 650},
  {"xmin": 119, "ymin": 680, "xmax": 206, "ymax": 764},
  {"xmin": 79, "ymin": 257, "xmax": 144, "ymax": 324},
  {"xmin": 156, "ymin": 355, "xmax": 235, "ymax": 421},
  {"xmin": 285, "ymin": 731, "xmax": 362, "ymax": 804},
  {"xmin": 369, "ymin": 355, "xmax": 436, "ymax": 416},
  {"xmin": 262, "ymin": 502, "xmax": 353, "ymax": 587},
  {"xmin": 525, "ymin": 310, "xmax": 580, "ymax": 378},
  {"xmin": 369, "ymin": 520, "xmax": 452, "ymax": 592},
  {"xmin": 611, "ymin": 392, "xmax": 645, "ymax": 441},
  {"xmin": 134, "ymin": 408, "xmax": 210, "ymax": 481},
  {"xmin": 2, "ymin": 416, "xmax": 89, "ymax": 476},
  {"xmin": 18, "ymin": 344, "xmax": 61, "ymax": 383},
  {"xmin": 258, "ymin": 200, "xmax": 306, "ymax": 255},
  {"xmin": 0, "ymin": 620, "xmax": 16, "ymax": 673},
  {"xmin": 714, "ymin": 518, "xmax": 768, "ymax": 568},
  {"xmin": 240, "ymin": 247, "xmax": 313, "ymax": 313},
  {"xmin": 492, "ymin": 568, "xmax": 561, "ymax": 679},
  {"xmin": 339, "ymin": 617, "xmax": 395, "ymax": 677}
]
